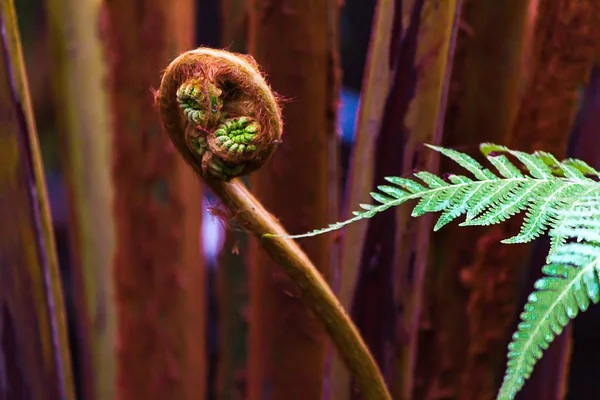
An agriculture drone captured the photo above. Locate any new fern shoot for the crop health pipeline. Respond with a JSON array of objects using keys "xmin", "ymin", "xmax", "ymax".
[{"xmin": 265, "ymin": 143, "xmax": 600, "ymax": 400}]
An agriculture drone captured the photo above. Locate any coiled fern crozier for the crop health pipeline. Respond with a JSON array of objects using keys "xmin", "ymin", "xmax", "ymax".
[{"xmin": 265, "ymin": 143, "xmax": 600, "ymax": 400}]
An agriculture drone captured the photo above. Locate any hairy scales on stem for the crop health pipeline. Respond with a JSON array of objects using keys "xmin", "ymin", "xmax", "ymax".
[
  {"xmin": 158, "ymin": 47, "xmax": 283, "ymax": 180},
  {"xmin": 266, "ymin": 143, "xmax": 600, "ymax": 400}
]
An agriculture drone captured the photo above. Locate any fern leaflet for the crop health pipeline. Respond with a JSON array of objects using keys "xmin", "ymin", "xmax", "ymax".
[{"xmin": 498, "ymin": 242, "xmax": 600, "ymax": 400}]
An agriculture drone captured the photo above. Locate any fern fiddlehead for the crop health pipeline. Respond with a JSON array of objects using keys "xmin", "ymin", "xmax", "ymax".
[
  {"xmin": 157, "ymin": 48, "xmax": 393, "ymax": 400},
  {"xmin": 159, "ymin": 48, "xmax": 283, "ymax": 180},
  {"xmin": 265, "ymin": 143, "xmax": 600, "ymax": 400}
]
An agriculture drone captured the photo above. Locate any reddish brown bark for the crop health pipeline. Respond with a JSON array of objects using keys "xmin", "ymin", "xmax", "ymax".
[
  {"xmin": 247, "ymin": 1, "xmax": 336, "ymax": 399},
  {"xmin": 101, "ymin": 1, "xmax": 205, "ymax": 399}
]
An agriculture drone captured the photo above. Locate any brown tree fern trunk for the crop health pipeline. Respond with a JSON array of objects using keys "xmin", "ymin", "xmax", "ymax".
[
  {"xmin": 324, "ymin": 0, "xmax": 342, "ymax": 395},
  {"xmin": 101, "ymin": 1, "xmax": 206, "ymax": 399},
  {"xmin": 45, "ymin": 0, "xmax": 116, "ymax": 398},
  {"xmin": 246, "ymin": 1, "xmax": 338, "ymax": 399},
  {"xmin": 215, "ymin": 2, "xmax": 250, "ymax": 399},
  {"xmin": 329, "ymin": 1, "xmax": 461, "ymax": 400}
]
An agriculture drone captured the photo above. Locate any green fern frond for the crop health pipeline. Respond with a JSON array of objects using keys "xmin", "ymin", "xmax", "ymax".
[
  {"xmin": 266, "ymin": 144, "xmax": 598, "ymax": 241},
  {"xmin": 263, "ymin": 143, "xmax": 600, "ymax": 400},
  {"xmin": 497, "ymin": 242, "xmax": 600, "ymax": 400}
]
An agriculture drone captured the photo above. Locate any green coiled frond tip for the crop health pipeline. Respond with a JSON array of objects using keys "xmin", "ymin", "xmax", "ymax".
[
  {"xmin": 263, "ymin": 143, "xmax": 600, "ymax": 400},
  {"xmin": 158, "ymin": 47, "xmax": 283, "ymax": 181}
]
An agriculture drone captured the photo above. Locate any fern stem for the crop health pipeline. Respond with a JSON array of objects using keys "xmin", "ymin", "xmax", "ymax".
[
  {"xmin": 158, "ymin": 48, "xmax": 392, "ymax": 400},
  {"xmin": 209, "ymin": 179, "xmax": 391, "ymax": 400}
]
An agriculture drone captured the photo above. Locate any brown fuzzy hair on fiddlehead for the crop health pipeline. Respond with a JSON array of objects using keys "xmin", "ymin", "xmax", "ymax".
[{"xmin": 157, "ymin": 47, "xmax": 283, "ymax": 180}]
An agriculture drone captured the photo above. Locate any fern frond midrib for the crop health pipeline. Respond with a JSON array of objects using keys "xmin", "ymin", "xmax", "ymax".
[
  {"xmin": 498, "ymin": 255, "xmax": 599, "ymax": 399},
  {"xmin": 272, "ymin": 175, "xmax": 597, "ymax": 240}
]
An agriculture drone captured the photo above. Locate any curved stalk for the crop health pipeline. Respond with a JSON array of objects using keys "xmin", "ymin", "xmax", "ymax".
[
  {"xmin": 207, "ymin": 178, "xmax": 392, "ymax": 400},
  {"xmin": 157, "ymin": 47, "xmax": 392, "ymax": 400}
]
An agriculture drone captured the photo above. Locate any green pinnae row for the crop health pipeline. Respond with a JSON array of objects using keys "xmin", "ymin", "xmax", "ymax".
[
  {"xmin": 212, "ymin": 116, "xmax": 261, "ymax": 155},
  {"xmin": 177, "ymin": 83, "xmax": 204, "ymax": 109},
  {"xmin": 184, "ymin": 108, "xmax": 206, "ymax": 125},
  {"xmin": 215, "ymin": 117, "xmax": 261, "ymax": 136},
  {"xmin": 178, "ymin": 83, "xmax": 207, "ymax": 125},
  {"xmin": 177, "ymin": 83, "xmax": 201, "ymax": 100},
  {"xmin": 177, "ymin": 81, "xmax": 225, "ymax": 125},
  {"xmin": 222, "ymin": 116, "xmax": 250, "ymax": 129},
  {"xmin": 230, "ymin": 132, "xmax": 256, "ymax": 144},
  {"xmin": 215, "ymin": 130, "xmax": 256, "ymax": 144},
  {"xmin": 205, "ymin": 156, "xmax": 247, "ymax": 180},
  {"xmin": 190, "ymin": 135, "xmax": 208, "ymax": 157},
  {"xmin": 214, "ymin": 136, "xmax": 256, "ymax": 155},
  {"xmin": 177, "ymin": 82, "xmax": 202, "ymax": 98}
]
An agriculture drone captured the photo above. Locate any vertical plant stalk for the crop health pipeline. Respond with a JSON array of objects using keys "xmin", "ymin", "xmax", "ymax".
[
  {"xmin": 246, "ymin": 2, "xmax": 340, "ymax": 399},
  {"xmin": 157, "ymin": 47, "xmax": 391, "ymax": 400},
  {"xmin": 328, "ymin": 0, "xmax": 461, "ymax": 399},
  {"xmin": 44, "ymin": 0, "xmax": 116, "ymax": 398},
  {"xmin": 101, "ymin": 1, "xmax": 206, "ymax": 399},
  {"xmin": 215, "ymin": 231, "xmax": 249, "ymax": 400},
  {"xmin": 216, "ymin": 1, "xmax": 250, "ymax": 397},
  {"xmin": 0, "ymin": 1, "xmax": 74, "ymax": 399},
  {"xmin": 390, "ymin": 2, "xmax": 462, "ymax": 398},
  {"xmin": 410, "ymin": 1, "xmax": 535, "ymax": 399},
  {"xmin": 221, "ymin": 0, "xmax": 247, "ymax": 51},
  {"xmin": 328, "ymin": 1, "xmax": 396, "ymax": 396},
  {"xmin": 324, "ymin": 0, "xmax": 342, "ymax": 397}
]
